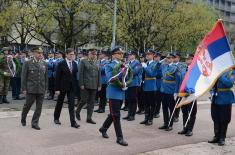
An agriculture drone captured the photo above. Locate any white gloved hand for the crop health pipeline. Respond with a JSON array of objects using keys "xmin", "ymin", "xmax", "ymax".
[
  {"xmin": 174, "ymin": 93, "xmax": 178, "ymax": 100},
  {"xmin": 124, "ymin": 63, "xmax": 129, "ymax": 68},
  {"xmin": 141, "ymin": 62, "xmax": 147, "ymax": 68}
]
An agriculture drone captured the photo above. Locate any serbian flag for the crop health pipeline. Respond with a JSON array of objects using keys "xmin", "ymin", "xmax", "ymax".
[{"xmin": 177, "ymin": 20, "xmax": 235, "ymax": 107}]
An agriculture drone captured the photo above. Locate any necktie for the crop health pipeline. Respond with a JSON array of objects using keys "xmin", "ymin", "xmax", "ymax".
[
  {"xmin": 147, "ymin": 62, "xmax": 150, "ymax": 66},
  {"xmin": 69, "ymin": 62, "xmax": 72, "ymax": 73}
]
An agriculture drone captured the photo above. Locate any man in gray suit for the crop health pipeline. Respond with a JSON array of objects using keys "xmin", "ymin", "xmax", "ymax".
[
  {"xmin": 76, "ymin": 48, "xmax": 101, "ymax": 124},
  {"xmin": 21, "ymin": 47, "xmax": 48, "ymax": 130}
]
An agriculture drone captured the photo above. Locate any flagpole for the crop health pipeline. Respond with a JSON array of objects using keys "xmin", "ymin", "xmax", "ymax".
[
  {"xmin": 184, "ymin": 100, "xmax": 196, "ymax": 128},
  {"xmin": 168, "ymin": 97, "xmax": 181, "ymax": 127}
]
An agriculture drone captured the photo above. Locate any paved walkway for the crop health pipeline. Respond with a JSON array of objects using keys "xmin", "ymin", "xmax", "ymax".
[{"xmin": 0, "ymin": 101, "xmax": 235, "ymax": 155}]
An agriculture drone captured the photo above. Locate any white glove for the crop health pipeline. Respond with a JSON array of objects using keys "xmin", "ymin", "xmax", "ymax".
[
  {"xmin": 3, "ymin": 72, "xmax": 11, "ymax": 77},
  {"xmin": 124, "ymin": 63, "xmax": 129, "ymax": 68},
  {"xmin": 141, "ymin": 62, "xmax": 147, "ymax": 68},
  {"xmin": 174, "ymin": 93, "xmax": 178, "ymax": 100}
]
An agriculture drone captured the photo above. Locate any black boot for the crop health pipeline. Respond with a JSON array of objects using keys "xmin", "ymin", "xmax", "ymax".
[
  {"xmin": 218, "ymin": 124, "xmax": 228, "ymax": 146},
  {"xmin": 0, "ymin": 95, "xmax": 3, "ymax": 104},
  {"xmin": 178, "ymin": 128, "xmax": 188, "ymax": 135},
  {"xmin": 2, "ymin": 95, "xmax": 10, "ymax": 104},
  {"xmin": 208, "ymin": 123, "xmax": 220, "ymax": 143},
  {"xmin": 114, "ymin": 119, "xmax": 128, "ymax": 146},
  {"xmin": 99, "ymin": 127, "xmax": 109, "ymax": 138}
]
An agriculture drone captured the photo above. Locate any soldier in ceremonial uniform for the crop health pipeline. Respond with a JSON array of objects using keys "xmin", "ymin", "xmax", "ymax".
[
  {"xmin": 159, "ymin": 53, "xmax": 181, "ymax": 131},
  {"xmin": 0, "ymin": 47, "xmax": 14, "ymax": 104},
  {"xmin": 208, "ymin": 69, "xmax": 235, "ymax": 146},
  {"xmin": 123, "ymin": 50, "xmax": 142, "ymax": 121},
  {"xmin": 94, "ymin": 49, "xmax": 110, "ymax": 113},
  {"xmin": 99, "ymin": 47, "xmax": 129, "ymax": 146},
  {"xmin": 153, "ymin": 52, "xmax": 162, "ymax": 118},
  {"xmin": 137, "ymin": 53, "xmax": 145, "ymax": 114},
  {"xmin": 46, "ymin": 51, "xmax": 55, "ymax": 100},
  {"xmin": 21, "ymin": 47, "xmax": 48, "ymax": 130},
  {"xmin": 140, "ymin": 49, "xmax": 158, "ymax": 126},
  {"xmin": 178, "ymin": 54, "xmax": 197, "ymax": 137},
  {"xmin": 173, "ymin": 52, "xmax": 186, "ymax": 122}
]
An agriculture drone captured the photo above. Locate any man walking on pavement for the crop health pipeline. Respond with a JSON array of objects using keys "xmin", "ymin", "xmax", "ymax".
[{"xmin": 21, "ymin": 47, "xmax": 48, "ymax": 130}]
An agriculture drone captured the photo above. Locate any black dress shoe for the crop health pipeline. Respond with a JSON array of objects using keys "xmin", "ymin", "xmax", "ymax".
[
  {"xmin": 173, "ymin": 117, "xmax": 179, "ymax": 122},
  {"xmin": 99, "ymin": 127, "xmax": 109, "ymax": 138},
  {"xmin": 185, "ymin": 130, "xmax": 193, "ymax": 136},
  {"xmin": 165, "ymin": 126, "xmax": 173, "ymax": 131},
  {"xmin": 208, "ymin": 137, "xmax": 219, "ymax": 143},
  {"xmin": 140, "ymin": 120, "xmax": 148, "ymax": 124},
  {"xmin": 21, "ymin": 119, "xmax": 26, "ymax": 126},
  {"xmin": 71, "ymin": 123, "xmax": 80, "ymax": 128},
  {"xmin": 218, "ymin": 139, "xmax": 225, "ymax": 146},
  {"xmin": 76, "ymin": 113, "xmax": 81, "ymax": 121},
  {"xmin": 122, "ymin": 116, "xmax": 129, "ymax": 120},
  {"xmin": 154, "ymin": 114, "xmax": 160, "ymax": 118},
  {"xmin": 116, "ymin": 138, "xmax": 128, "ymax": 146},
  {"xmin": 54, "ymin": 120, "xmax": 61, "ymax": 125},
  {"xmin": 145, "ymin": 121, "xmax": 153, "ymax": 126},
  {"xmin": 136, "ymin": 110, "xmax": 141, "ymax": 114},
  {"xmin": 94, "ymin": 109, "xmax": 100, "ymax": 112},
  {"xmin": 159, "ymin": 125, "xmax": 167, "ymax": 130},
  {"xmin": 32, "ymin": 125, "xmax": 41, "ymax": 130},
  {"xmin": 178, "ymin": 129, "xmax": 187, "ymax": 135},
  {"xmin": 87, "ymin": 119, "xmax": 96, "ymax": 124},
  {"xmin": 127, "ymin": 116, "xmax": 135, "ymax": 121},
  {"xmin": 98, "ymin": 109, "xmax": 105, "ymax": 113}
]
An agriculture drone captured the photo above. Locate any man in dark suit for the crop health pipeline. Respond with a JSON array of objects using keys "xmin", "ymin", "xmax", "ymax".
[{"xmin": 54, "ymin": 48, "xmax": 79, "ymax": 128}]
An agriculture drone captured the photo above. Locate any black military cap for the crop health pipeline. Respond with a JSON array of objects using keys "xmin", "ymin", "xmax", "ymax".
[
  {"xmin": 185, "ymin": 53, "xmax": 194, "ymax": 59},
  {"xmin": 111, "ymin": 46, "xmax": 123, "ymax": 55},
  {"xmin": 145, "ymin": 49, "xmax": 155, "ymax": 54},
  {"xmin": 166, "ymin": 53, "xmax": 175, "ymax": 58},
  {"xmin": 154, "ymin": 52, "xmax": 161, "ymax": 57},
  {"xmin": 173, "ymin": 52, "xmax": 181, "ymax": 57},
  {"xmin": 127, "ymin": 50, "xmax": 137, "ymax": 56},
  {"xmin": 139, "ymin": 53, "xmax": 145, "ymax": 58},
  {"xmin": 48, "ymin": 50, "xmax": 54, "ymax": 54}
]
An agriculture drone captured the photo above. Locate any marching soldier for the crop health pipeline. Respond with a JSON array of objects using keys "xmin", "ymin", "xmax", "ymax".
[
  {"xmin": 208, "ymin": 69, "xmax": 235, "ymax": 146},
  {"xmin": 123, "ymin": 50, "xmax": 142, "ymax": 121},
  {"xmin": 94, "ymin": 49, "xmax": 110, "ymax": 113},
  {"xmin": 140, "ymin": 49, "xmax": 158, "ymax": 126},
  {"xmin": 153, "ymin": 52, "xmax": 162, "ymax": 118},
  {"xmin": 99, "ymin": 47, "xmax": 129, "ymax": 146},
  {"xmin": 178, "ymin": 54, "xmax": 197, "ymax": 137},
  {"xmin": 0, "ymin": 47, "xmax": 15, "ymax": 104},
  {"xmin": 159, "ymin": 53, "xmax": 181, "ymax": 131},
  {"xmin": 21, "ymin": 47, "xmax": 48, "ymax": 130}
]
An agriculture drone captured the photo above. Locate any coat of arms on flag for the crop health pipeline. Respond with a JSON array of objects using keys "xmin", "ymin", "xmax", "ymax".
[{"xmin": 177, "ymin": 19, "xmax": 235, "ymax": 108}]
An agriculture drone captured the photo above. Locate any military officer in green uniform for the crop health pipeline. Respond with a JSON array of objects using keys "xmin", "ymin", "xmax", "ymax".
[
  {"xmin": 76, "ymin": 48, "xmax": 101, "ymax": 124},
  {"xmin": 0, "ymin": 47, "xmax": 14, "ymax": 104},
  {"xmin": 21, "ymin": 47, "xmax": 48, "ymax": 130}
]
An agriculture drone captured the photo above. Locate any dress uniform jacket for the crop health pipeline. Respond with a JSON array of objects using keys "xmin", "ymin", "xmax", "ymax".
[
  {"xmin": 213, "ymin": 70, "xmax": 235, "ymax": 105},
  {"xmin": 47, "ymin": 58, "xmax": 54, "ymax": 78},
  {"xmin": 100, "ymin": 59, "xmax": 110, "ymax": 85},
  {"xmin": 160, "ymin": 63, "xmax": 181, "ymax": 94},
  {"xmin": 143, "ymin": 60, "xmax": 158, "ymax": 91},
  {"xmin": 129, "ymin": 59, "xmax": 142, "ymax": 87},
  {"xmin": 21, "ymin": 58, "xmax": 48, "ymax": 94},
  {"xmin": 106, "ymin": 60, "xmax": 125, "ymax": 100}
]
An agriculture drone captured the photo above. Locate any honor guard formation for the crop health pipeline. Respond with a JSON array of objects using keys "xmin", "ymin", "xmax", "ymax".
[{"xmin": 0, "ymin": 46, "xmax": 234, "ymax": 147}]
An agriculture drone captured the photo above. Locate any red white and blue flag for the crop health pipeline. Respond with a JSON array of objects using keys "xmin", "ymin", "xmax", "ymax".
[{"xmin": 177, "ymin": 20, "xmax": 235, "ymax": 107}]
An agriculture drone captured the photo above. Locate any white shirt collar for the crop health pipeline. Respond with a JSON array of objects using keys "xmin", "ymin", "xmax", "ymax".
[
  {"xmin": 113, "ymin": 59, "xmax": 120, "ymax": 64},
  {"xmin": 148, "ymin": 60, "xmax": 153, "ymax": 64}
]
